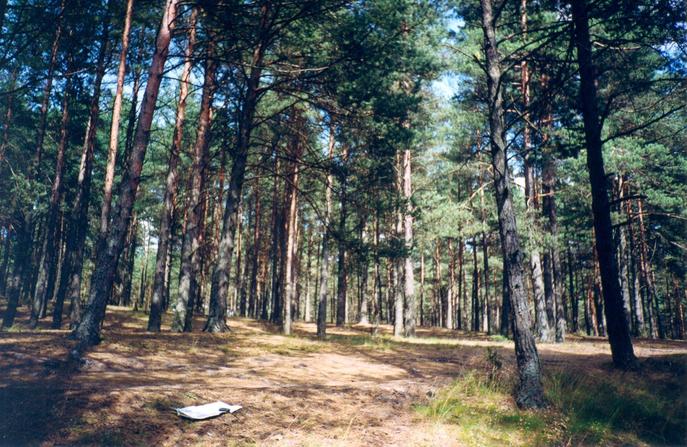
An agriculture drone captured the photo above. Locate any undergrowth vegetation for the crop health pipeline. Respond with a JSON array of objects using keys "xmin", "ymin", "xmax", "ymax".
[{"xmin": 415, "ymin": 350, "xmax": 686, "ymax": 446}]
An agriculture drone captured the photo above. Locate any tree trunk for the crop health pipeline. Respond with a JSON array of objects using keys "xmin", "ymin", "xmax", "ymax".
[
  {"xmin": 624, "ymin": 197, "xmax": 645, "ymax": 336},
  {"xmin": 283, "ymin": 112, "xmax": 304, "ymax": 335},
  {"xmin": 205, "ymin": 5, "xmax": 270, "ymax": 332},
  {"xmin": 336, "ymin": 145, "xmax": 349, "ymax": 327},
  {"xmin": 637, "ymin": 198, "xmax": 662, "ymax": 338},
  {"xmin": 571, "ymin": 0, "xmax": 637, "ymax": 368},
  {"xmin": 480, "ymin": 0, "xmax": 546, "ymax": 408},
  {"xmin": 248, "ymin": 181, "xmax": 262, "ymax": 318},
  {"xmin": 542, "ymin": 155, "xmax": 564, "ymax": 342},
  {"xmin": 471, "ymin": 239, "xmax": 479, "ymax": 331},
  {"xmin": 419, "ymin": 249, "xmax": 425, "ymax": 327},
  {"xmin": 73, "ymin": 0, "xmax": 180, "ymax": 347},
  {"xmin": 447, "ymin": 239, "xmax": 455, "ymax": 330},
  {"xmin": 53, "ymin": 12, "xmax": 111, "ymax": 328},
  {"xmin": 174, "ymin": 37, "xmax": 217, "ymax": 332},
  {"xmin": 99, "ymin": 0, "xmax": 135, "ymax": 240},
  {"xmin": 317, "ymin": 126, "xmax": 335, "ymax": 337},
  {"xmin": 31, "ymin": 67, "xmax": 73, "ymax": 328},
  {"xmin": 148, "ymin": 9, "xmax": 197, "ymax": 331},
  {"xmin": 402, "ymin": 148, "xmax": 416, "ymax": 336},
  {"xmin": 501, "ymin": 255, "xmax": 511, "ymax": 336}
]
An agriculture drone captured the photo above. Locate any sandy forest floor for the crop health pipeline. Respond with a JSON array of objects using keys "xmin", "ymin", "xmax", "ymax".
[{"xmin": 1, "ymin": 305, "xmax": 686, "ymax": 446}]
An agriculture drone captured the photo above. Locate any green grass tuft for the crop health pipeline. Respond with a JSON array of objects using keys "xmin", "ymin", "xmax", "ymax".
[
  {"xmin": 544, "ymin": 370, "xmax": 686, "ymax": 445},
  {"xmin": 416, "ymin": 367, "xmax": 686, "ymax": 446}
]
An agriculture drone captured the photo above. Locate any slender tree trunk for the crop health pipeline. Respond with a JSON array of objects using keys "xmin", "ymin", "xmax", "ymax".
[
  {"xmin": 372, "ymin": 207, "xmax": 383, "ymax": 334},
  {"xmin": 480, "ymin": 0, "xmax": 546, "ymax": 408},
  {"xmin": 270, "ymin": 173, "xmax": 285, "ymax": 325},
  {"xmin": 567, "ymin": 243, "xmax": 579, "ymax": 332},
  {"xmin": 336, "ymin": 146, "xmax": 349, "ymax": 327},
  {"xmin": 625, "ymin": 197, "xmax": 645, "ymax": 336},
  {"xmin": 447, "ymin": 239, "xmax": 455, "ymax": 330},
  {"xmin": 148, "ymin": 9, "xmax": 197, "ymax": 331},
  {"xmin": 283, "ymin": 113, "xmax": 304, "ymax": 335},
  {"xmin": 637, "ymin": 198, "xmax": 662, "ymax": 338},
  {"xmin": 99, "ymin": 0, "xmax": 135, "ymax": 241},
  {"xmin": 0, "ymin": 228, "xmax": 10, "ymax": 296},
  {"xmin": 542, "ymin": 156, "xmax": 564, "ymax": 342},
  {"xmin": 53, "ymin": 12, "xmax": 111, "ymax": 328},
  {"xmin": 304, "ymin": 224, "xmax": 313, "ymax": 322},
  {"xmin": 419, "ymin": 249, "xmax": 425, "ymax": 327},
  {"xmin": 402, "ymin": 149, "xmax": 416, "ymax": 336},
  {"xmin": 205, "ymin": 6, "xmax": 270, "ymax": 332},
  {"xmin": 248, "ymin": 183, "xmax": 262, "ymax": 318},
  {"xmin": 73, "ymin": 0, "xmax": 180, "ymax": 347},
  {"xmin": 174, "ymin": 37, "xmax": 217, "ymax": 332},
  {"xmin": 571, "ymin": 0, "xmax": 637, "ymax": 368},
  {"xmin": 471, "ymin": 239, "xmax": 479, "ymax": 331},
  {"xmin": 31, "ymin": 68, "xmax": 73, "ymax": 328},
  {"xmin": 317, "ymin": 126, "xmax": 335, "ymax": 338}
]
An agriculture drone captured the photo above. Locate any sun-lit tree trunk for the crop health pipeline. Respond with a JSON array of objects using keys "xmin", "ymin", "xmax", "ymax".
[
  {"xmin": 53, "ymin": 13, "xmax": 111, "ymax": 328},
  {"xmin": 174, "ymin": 37, "xmax": 217, "ymax": 331},
  {"xmin": 73, "ymin": 0, "xmax": 181, "ymax": 347},
  {"xmin": 480, "ymin": 0, "xmax": 546, "ymax": 408},
  {"xmin": 317, "ymin": 126, "xmax": 335, "ymax": 338},
  {"xmin": 401, "ymin": 148, "xmax": 416, "ymax": 336},
  {"xmin": 571, "ymin": 0, "xmax": 637, "ymax": 368},
  {"xmin": 148, "ymin": 9, "xmax": 197, "ymax": 331},
  {"xmin": 99, "ymin": 0, "xmax": 135, "ymax": 242},
  {"xmin": 336, "ymin": 145, "xmax": 349, "ymax": 327},
  {"xmin": 447, "ymin": 239, "xmax": 455, "ymax": 330},
  {"xmin": 283, "ymin": 112, "xmax": 305, "ymax": 335}
]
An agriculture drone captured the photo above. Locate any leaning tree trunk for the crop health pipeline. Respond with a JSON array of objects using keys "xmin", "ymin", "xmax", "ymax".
[
  {"xmin": 571, "ymin": 0, "xmax": 637, "ymax": 369},
  {"xmin": 73, "ymin": 0, "xmax": 180, "ymax": 347},
  {"xmin": 148, "ymin": 9, "xmax": 197, "ymax": 331},
  {"xmin": 480, "ymin": 0, "xmax": 546, "ymax": 408}
]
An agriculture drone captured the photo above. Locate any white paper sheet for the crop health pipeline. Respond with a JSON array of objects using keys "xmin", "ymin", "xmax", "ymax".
[{"xmin": 175, "ymin": 401, "xmax": 242, "ymax": 420}]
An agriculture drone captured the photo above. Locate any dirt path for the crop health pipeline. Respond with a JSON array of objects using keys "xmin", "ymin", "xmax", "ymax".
[{"xmin": 1, "ymin": 307, "xmax": 685, "ymax": 446}]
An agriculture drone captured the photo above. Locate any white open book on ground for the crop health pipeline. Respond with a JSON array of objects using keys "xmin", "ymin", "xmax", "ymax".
[{"xmin": 175, "ymin": 401, "xmax": 242, "ymax": 420}]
